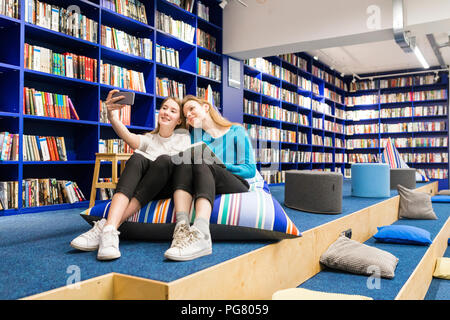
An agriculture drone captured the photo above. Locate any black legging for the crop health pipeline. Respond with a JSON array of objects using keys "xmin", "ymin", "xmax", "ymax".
[
  {"xmin": 115, "ymin": 153, "xmax": 176, "ymax": 207},
  {"xmin": 174, "ymin": 163, "xmax": 250, "ymax": 208}
]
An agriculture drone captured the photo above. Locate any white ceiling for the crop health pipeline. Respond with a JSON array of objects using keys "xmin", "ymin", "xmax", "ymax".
[{"xmin": 307, "ymin": 32, "xmax": 450, "ymax": 76}]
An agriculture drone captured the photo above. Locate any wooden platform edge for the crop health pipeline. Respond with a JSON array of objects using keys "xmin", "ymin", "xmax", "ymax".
[
  {"xmin": 166, "ymin": 182, "xmax": 438, "ymax": 300},
  {"xmin": 395, "ymin": 216, "xmax": 450, "ymax": 300},
  {"xmin": 22, "ymin": 273, "xmax": 169, "ymax": 300}
]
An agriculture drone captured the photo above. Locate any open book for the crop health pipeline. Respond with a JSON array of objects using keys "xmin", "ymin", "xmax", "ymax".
[{"xmin": 171, "ymin": 141, "xmax": 225, "ymax": 168}]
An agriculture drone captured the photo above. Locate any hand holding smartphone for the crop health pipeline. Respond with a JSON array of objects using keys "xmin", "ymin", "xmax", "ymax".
[{"xmin": 111, "ymin": 91, "xmax": 135, "ymax": 105}]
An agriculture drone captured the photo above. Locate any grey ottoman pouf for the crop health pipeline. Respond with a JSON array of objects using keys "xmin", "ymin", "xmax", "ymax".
[
  {"xmin": 285, "ymin": 170, "xmax": 343, "ymax": 214},
  {"xmin": 390, "ymin": 168, "xmax": 416, "ymax": 190}
]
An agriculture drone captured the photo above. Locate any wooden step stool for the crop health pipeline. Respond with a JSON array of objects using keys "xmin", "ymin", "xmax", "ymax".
[{"xmin": 89, "ymin": 153, "xmax": 133, "ymax": 208}]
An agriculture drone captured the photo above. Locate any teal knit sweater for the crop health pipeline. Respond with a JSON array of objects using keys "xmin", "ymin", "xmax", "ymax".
[{"xmin": 190, "ymin": 125, "xmax": 257, "ymax": 179}]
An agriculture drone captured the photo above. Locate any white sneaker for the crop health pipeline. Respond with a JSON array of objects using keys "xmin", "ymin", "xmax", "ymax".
[
  {"xmin": 164, "ymin": 226, "xmax": 212, "ymax": 261},
  {"xmin": 70, "ymin": 219, "xmax": 106, "ymax": 251},
  {"xmin": 169, "ymin": 221, "xmax": 191, "ymax": 248},
  {"xmin": 97, "ymin": 225, "xmax": 121, "ymax": 261}
]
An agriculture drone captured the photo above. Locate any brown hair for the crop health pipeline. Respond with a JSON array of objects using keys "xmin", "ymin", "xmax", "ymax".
[
  {"xmin": 151, "ymin": 97, "xmax": 187, "ymax": 134},
  {"xmin": 181, "ymin": 95, "xmax": 241, "ymax": 128}
]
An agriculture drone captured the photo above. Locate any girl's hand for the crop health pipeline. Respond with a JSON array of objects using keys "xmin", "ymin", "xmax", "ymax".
[{"xmin": 106, "ymin": 89, "xmax": 125, "ymax": 119}]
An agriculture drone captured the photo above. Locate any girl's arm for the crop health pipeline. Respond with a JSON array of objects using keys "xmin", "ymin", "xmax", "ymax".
[
  {"xmin": 225, "ymin": 126, "xmax": 256, "ymax": 179},
  {"xmin": 106, "ymin": 90, "xmax": 140, "ymax": 150}
]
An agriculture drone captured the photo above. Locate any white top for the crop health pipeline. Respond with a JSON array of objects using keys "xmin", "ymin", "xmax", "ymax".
[{"xmin": 135, "ymin": 128, "xmax": 191, "ymax": 161}]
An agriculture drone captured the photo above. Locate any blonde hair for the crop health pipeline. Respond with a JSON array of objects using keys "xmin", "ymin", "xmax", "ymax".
[
  {"xmin": 181, "ymin": 95, "xmax": 241, "ymax": 128},
  {"xmin": 151, "ymin": 97, "xmax": 186, "ymax": 134}
]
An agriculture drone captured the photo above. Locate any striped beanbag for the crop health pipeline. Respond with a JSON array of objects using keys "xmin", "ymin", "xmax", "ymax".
[{"xmin": 80, "ymin": 173, "xmax": 301, "ymax": 240}]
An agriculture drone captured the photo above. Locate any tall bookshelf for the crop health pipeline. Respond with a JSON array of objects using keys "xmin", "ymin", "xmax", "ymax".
[
  {"xmin": 0, "ymin": 0, "xmax": 223, "ymax": 216},
  {"xmin": 345, "ymin": 69, "xmax": 449, "ymax": 189},
  {"xmin": 242, "ymin": 53, "xmax": 348, "ymax": 184}
]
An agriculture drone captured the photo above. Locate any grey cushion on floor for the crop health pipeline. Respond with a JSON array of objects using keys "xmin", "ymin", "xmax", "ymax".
[
  {"xmin": 397, "ymin": 185, "xmax": 437, "ymax": 220},
  {"xmin": 320, "ymin": 235, "xmax": 399, "ymax": 279},
  {"xmin": 285, "ymin": 170, "xmax": 343, "ymax": 214},
  {"xmin": 390, "ymin": 168, "xmax": 416, "ymax": 190},
  {"xmin": 437, "ymin": 189, "xmax": 450, "ymax": 195}
]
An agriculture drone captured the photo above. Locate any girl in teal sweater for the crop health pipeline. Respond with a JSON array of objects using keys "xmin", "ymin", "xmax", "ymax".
[{"xmin": 164, "ymin": 95, "xmax": 257, "ymax": 261}]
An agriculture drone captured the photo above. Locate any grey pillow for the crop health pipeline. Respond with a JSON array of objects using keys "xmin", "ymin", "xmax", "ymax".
[
  {"xmin": 320, "ymin": 235, "xmax": 399, "ymax": 279},
  {"xmin": 437, "ymin": 189, "xmax": 450, "ymax": 196},
  {"xmin": 397, "ymin": 185, "xmax": 437, "ymax": 220}
]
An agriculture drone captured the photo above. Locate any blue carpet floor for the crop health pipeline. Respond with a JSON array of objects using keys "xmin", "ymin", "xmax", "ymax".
[
  {"xmin": 0, "ymin": 180, "xmax": 442, "ymax": 299},
  {"xmin": 425, "ymin": 246, "xmax": 450, "ymax": 300},
  {"xmin": 299, "ymin": 202, "xmax": 450, "ymax": 300}
]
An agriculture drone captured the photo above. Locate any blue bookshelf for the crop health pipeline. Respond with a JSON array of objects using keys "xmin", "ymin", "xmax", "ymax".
[{"xmin": 0, "ymin": 0, "xmax": 223, "ymax": 215}]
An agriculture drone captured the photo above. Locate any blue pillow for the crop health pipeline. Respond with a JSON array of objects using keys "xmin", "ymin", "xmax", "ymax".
[
  {"xmin": 431, "ymin": 195, "xmax": 450, "ymax": 203},
  {"xmin": 373, "ymin": 225, "xmax": 432, "ymax": 245}
]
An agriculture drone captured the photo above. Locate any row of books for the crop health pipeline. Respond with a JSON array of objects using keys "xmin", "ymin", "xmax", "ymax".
[
  {"xmin": 400, "ymin": 152, "xmax": 448, "ymax": 164},
  {"xmin": 196, "ymin": 28, "xmax": 217, "ymax": 52},
  {"xmin": 379, "ymin": 121, "xmax": 446, "ymax": 133},
  {"xmin": 346, "ymin": 124, "xmax": 379, "ymax": 135},
  {"xmin": 346, "ymin": 139, "xmax": 379, "ymax": 149},
  {"xmin": 311, "ymin": 65, "xmax": 347, "ymax": 91},
  {"xmin": 0, "ymin": 132, "xmax": 19, "ymax": 161},
  {"xmin": 260, "ymin": 170, "xmax": 285, "ymax": 184},
  {"xmin": 101, "ymin": 25, "xmax": 152, "ymax": 59},
  {"xmin": 197, "ymin": 87, "xmax": 220, "ymax": 108},
  {"xmin": 156, "ymin": 77, "xmax": 186, "ymax": 99},
  {"xmin": 281, "ymin": 88, "xmax": 298, "ymax": 105},
  {"xmin": 23, "ymin": 135, "xmax": 67, "ymax": 161},
  {"xmin": 347, "ymin": 90, "xmax": 448, "ymax": 106},
  {"xmin": 244, "ymin": 75, "xmax": 261, "ymax": 92},
  {"xmin": 167, "ymin": 0, "xmax": 194, "ymax": 13},
  {"xmin": 349, "ymin": 75, "xmax": 439, "ymax": 92},
  {"xmin": 262, "ymin": 81, "xmax": 280, "ymax": 99},
  {"xmin": 312, "ymin": 83, "xmax": 320, "ymax": 95},
  {"xmin": 381, "ymin": 137, "xmax": 448, "ymax": 148},
  {"xmin": 100, "ymin": 61, "xmax": 146, "ymax": 92},
  {"xmin": 99, "ymin": 100, "xmax": 131, "ymax": 126},
  {"xmin": 244, "ymin": 124, "xmax": 296, "ymax": 143},
  {"xmin": 324, "ymin": 88, "xmax": 343, "ymax": 104},
  {"xmin": 257, "ymin": 148, "xmax": 279, "ymax": 163},
  {"xmin": 280, "ymin": 150, "xmax": 313, "ymax": 163},
  {"xmin": 156, "ymin": 10, "xmax": 195, "ymax": 44},
  {"xmin": 98, "ymin": 139, "xmax": 133, "ymax": 153},
  {"xmin": 156, "ymin": 44, "xmax": 180, "ymax": 68},
  {"xmin": 424, "ymin": 169, "xmax": 448, "ymax": 180},
  {"xmin": 245, "ymin": 58, "xmax": 280, "ymax": 78},
  {"xmin": 0, "ymin": 0, "xmax": 18, "ymax": 19},
  {"xmin": 23, "ymin": 87, "xmax": 79, "ymax": 120},
  {"xmin": 311, "ymin": 152, "xmax": 333, "ymax": 163},
  {"xmin": 22, "ymin": 178, "xmax": 85, "ymax": 207},
  {"xmin": 281, "ymin": 67, "xmax": 297, "ymax": 85},
  {"xmin": 347, "ymin": 153, "xmax": 380, "ymax": 163},
  {"xmin": 97, "ymin": 178, "xmax": 115, "ymax": 200},
  {"xmin": 197, "ymin": 57, "xmax": 221, "ymax": 81},
  {"xmin": 25, "ymin": 0, "xmax": 98, "ymax": 43},
  {"xmin": 0, "ymin": 181, "xmax": 18, "ymax": 210},
  {"xmin": 100, "ymin": 0, "xmax": 148, "ymax": 24},
  {"xmin": 279, "ymin": 54, "xmax": 308, "ymax": 71},
  {"xmin": 196, "ymin": 1, "xmax": 210, "ymax": 21},
  {"xmin": 24, "ymin": 44, "xmax": 98, "ymax": 82},
  {"xmin": 312, "ymin": 102, "xmax": 332, "ymax": 115}
]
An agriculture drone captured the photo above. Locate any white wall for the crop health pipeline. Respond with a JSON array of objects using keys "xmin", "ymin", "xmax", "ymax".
[{"xmin": 223, "ymin": 0, "xmax": 450, "ymax": 59}]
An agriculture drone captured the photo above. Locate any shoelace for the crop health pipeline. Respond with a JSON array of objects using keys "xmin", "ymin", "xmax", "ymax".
[
  {"xmin": 176, "ymin": 228, "xmax": 203, "ymax": 249},
  {"xmin": 101, "ymin": 229, "xmax": 120, "ymax": 248},
  {"xmin": 171, "ymin": 223, "xmax": 190, "ymax": 248},
  {"xmin": 82, "ymin": 220, "xmax": 103, "ymax": 240}
]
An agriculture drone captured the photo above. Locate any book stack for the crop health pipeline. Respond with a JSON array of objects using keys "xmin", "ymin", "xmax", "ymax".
[
  {"xmin": 100, "ymin": 0, "xmax": 148, "ymax": 24},
  {"xmin": 197, "ymin": 1, "xmax": 209, "ymax": 21},
  {"xmin": 414, "ymin": 75, "xmax": 437, "ymax": 86},
  {"xmin": 97, "ymin": 178, "xmax": 114, "ymax": 200},
  {"xmin": 379, "ymin": 92, "xmax": 413, "ymax": 103},
  {"xmin": 299, "ymin": 95, "xmax": 312, "ymax": 109},
  {"xmin": 281, "ymin": 68, "xmax": 297, "ymax": 86},
  {"xmin": 414, "ymin": 90, "xmax": 447, "ymax": 101},
  {"xmin": 346, "ymin": 138, "xmax": 379, "ymax": 149},
  {"xmin": 335, "ymin": 153, "xmax": 345, "ymax": 163},
  {"xmin": 24, "ymin": 43, "xmax": 98, "ymax": 82},
  {"xmin": 244, "ymin": 75, "xmax": 261, "ymax": 93},
  {"xmin": 280, "ymin": 129, "xmax": 296, "ymax": 143},
  {"xmin": 98, "ymin": 139, "xmax": 132, "ymax": 153},
  {"xmin": 0, "ymin": 181, "xmax": 18, "ymax": 210},
  {"xmin": 414, "ymin": 105, "xmax": 447, "ymax": 116},
  {"xmin": 245, "ymin": 58, "xmax": 280, "ymax": 77},
  {"xmin": 298, "ymin": 76, "xmax": 311, "ymax": 91},
  {"xmin": 380, "ymin": 107, "xmax": 411, "ymax": 118},
  {"xmin": 22, "ymin": 178, "xmax": 86, "ymax": 207},
  {"xmin": 346, "ymin": 94, "xmax": 379, "ymax": 106},
  {"xmin": 350, "ymin": 79, "xmax": 378, "ymax": 92},
  {"xmin": 281, "ymin": 88, "xmax": 298, "ymax": 104},
  {"xmin": 101, "ymin": 25, "xmax": 152, "ymax": 59},
  {"xmin": 243, "ymin": 98, "xmax": 259, "ymax": 115},
  {"xmin": 260, "ymin": 170, "xmax": 284, "ymax": 184},
  {"xmin": 298, "ymin": 132, "xmax": 308, "ymax": 144},
  {"xmin": 346, "ymin": 123, "xmax": 379, "ymax": 135},
  {"xmin": 196, "ymin": 28, "xmax": 217, "ymax": 52},
  {"xmin": 99, "ymin": 100, "xmax": 131, "ymax": 125},
  {"xmin": 0, "ymin": 0, "xmax": 18, "ymax": 19},
  {"xmin": 348, "ymin": 153, "xmax": 380, "ymax": 163},
  {"xmin": 258, "ymin": 148, "xmax": 279, "ymax": 163},
  {"xmin": 156, "ymin": 44, "xmax": 180, "ymax": 68},
  {"xmin": 312, "ymin": 134, "xmax": 323, "ymax": 146},
  {"xmin": 424, "ymin": 168, "xmax": 448, "ymax": 179},
  {"xmin": 323, "ymin": 136, "xmax": 333, "ymax": 147},
  {"xmin": 0, "ymin": 132, "xmax": 19, "ymax": 161},
  {"xmin": 324, "ymin": 88, "xmax": 342, "ymax": 103},
  {"xmin": 197, "ymin": 57, "xmax": 221, "ymax": 81},
  {"xmin": 379, "ymin": 77, "xmax": 413, "ymax": 88},
  {"xmin": 312, "ymin": 83, "xmax": 320, "ymax": 96},
  {"xmin": 156, "ymin": 11, "xmax": 195, "ymax": 44},
  {"xmin": 261, "ymin": 81, "xmax": 279, "ymax": 99},
  {"xmin": 313, "ymin": 117, "xmax": 323, "ymax": 129},
  {"xmin": 281, "ymin": 109, "xmax": 299, "ymax": 124},
  {"xmin": 312, "ymin": 101, "xmax": 332, "ymax": 115},
  {"xmin": 197, "ymin": 87, "xmax": 220, "ymax": 108},
  {"xmin": 167, "ymin": 0, "xmax": 194, "ymax": 12},
  {"xmin": 23, "ymin": 87, "xmax": 80, "ymax": 120},
  {"xmin": 312, "ymin": 152, "xmax": 333, "ymax": 163},
  {"xmin": 25, "ymin": 0, "xmax": 98, "ymax": 43},
  {"xmin": 100, "ymin": 61, "xmax": 146, "ymax": 92},
  {"xmin": 23, "ymin": 135, "xmax": 67, "ymax": 161},
  {"xmin": 156, "ymin": 77, "xmax": 186, "ymax": 99},
  {"xmin": 260, "ymin": 103, "xmax": 281, "ymax": 119}
]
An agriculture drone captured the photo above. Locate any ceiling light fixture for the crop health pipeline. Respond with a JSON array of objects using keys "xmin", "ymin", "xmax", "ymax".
[
  {"xmin": 413, "ymin": 45, "xmax": 429, "ymax": 69},
  {"xmin": 313, "ymin": 56, "xmax": 318, "ymax": 61}
]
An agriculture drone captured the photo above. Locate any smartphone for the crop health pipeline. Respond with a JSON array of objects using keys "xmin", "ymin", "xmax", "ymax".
[{"xmin": 111, "ymin": 91, "xmax": 135, "ymax": 105}]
